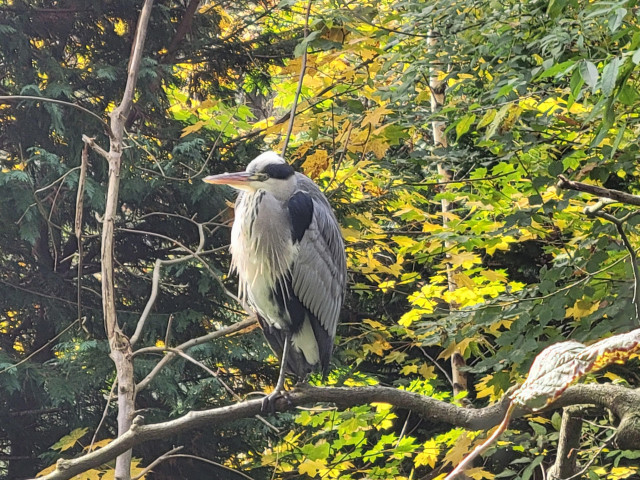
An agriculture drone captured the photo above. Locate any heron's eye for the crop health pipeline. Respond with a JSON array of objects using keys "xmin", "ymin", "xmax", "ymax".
[{"xmin": 252, "ymin": 173, "xmax": 269, "ymax": 182}]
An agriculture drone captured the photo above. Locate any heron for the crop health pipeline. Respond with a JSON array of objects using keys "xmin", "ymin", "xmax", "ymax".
[{"xmin": 203, "ymin": 151, "xmax": 346, "ymax": 410}]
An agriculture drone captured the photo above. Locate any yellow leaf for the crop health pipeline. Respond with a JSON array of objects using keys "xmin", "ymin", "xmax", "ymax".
[
  {"xmin": 36, "ymin": 465, "xmax": 57, "ymax": 477},
  {"xmin": 603, "ymin": 371, "xmax": 627, "ymax": 383},
  {"xmin": 414, "ymin": 439, "xmax": 440, "ymax": 468},
  {"xmin": 101, "ymin": 469, "xmax": 115, "ymax": 480},
  {"xmin": 71, "ymin": 469, "xmax": 103, "ymax": 480},
  {"xmin": 466, "ymin": 467, "xmax": 496, "ymax": 480},
  {"xmin": 452, "ymin": 272, "xmax": 475, "ymax": 289},
  {"xmin": 378, "ymin": 280, "xmax": 396, "ymax": 292},
  {"xmin": 475, "ymin": 374, "xmax": 501, "ymax": 401},
  {"xmin": 442, "ymin": 433, "xmax": 474, "ymax": 466},
  {"xmin": 566, "ymin": 298, "xmax": 599, "ymax": 320},
  {"xmin": 180, "ymin": 120, "xmax": 207, "ymax": 138},
  {"xmin": 301, "ymin": 150, "xmax": 329, "ymax": 178},
  {"xmin": 362, "ymin": 105, "xmax": 392, "ymax": 128},
  {"xmin": 363, "ymin": 337, "xmax": 391, "ymax": 356},
  {"xmin": 363, "ymin": 318, "xmax": 386, "ymax": 330},
  {"xmin": 438, "ymin": 337, "xmax": 476, "ymax": 360},
  {"xmin": 418, "ymin": 363, "xmax": 436, "ymax": 379},
  {"xmin": 392, "ymin": 236, "xmax": 416, "ymax": 248},
  {"xmin": 480, "ymin": 270, "xmax": 508, "ymax": 282},
  {"xmin": 299, "ymin": 458, "xmax": 326, "ymax": 477},
  {"xmin": 415, "ymin": 89, "xmax": 431, "ymax": 103},
  {"xmin": 385, "ymin": 350, "xmax": 408, "ymax": 364},
  {"xmin": 262, "ymin": 121, "xmax": 285, "ymax": 136},
  {"xmin": 447, "ymin": 251, "xmax": 481, "ymax": 269},
  {"xmin": 422, "ymin": 222, "xmax": 442, "ymax": 233},
  {"xmin": 607, "ymin": 466, "xmax": 638, "ymax": 479},
  {"xmin": 401, "ymin": 364, "xmax": 418, "ymax": 375},
  {"xmin": 369, "ymin": 137, "xmax": 390, "ymax": 159},
  {"xmin": 84, "ymin": 438, "xmax": 113, "ymax": 452}
]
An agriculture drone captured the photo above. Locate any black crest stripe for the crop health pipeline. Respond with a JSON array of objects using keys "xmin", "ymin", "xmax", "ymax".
[{"xmin": 263, "ymin": 163, "xmax": 295, "ymax": 179}]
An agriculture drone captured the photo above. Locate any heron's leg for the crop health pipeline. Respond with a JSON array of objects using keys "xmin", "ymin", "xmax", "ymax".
[{"xmin": 262, "ymin": 333, "xmax": 291, "ymax": 412}]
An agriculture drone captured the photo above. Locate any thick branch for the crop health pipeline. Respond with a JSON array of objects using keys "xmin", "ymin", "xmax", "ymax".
[
  {"xmin": 557, "ymin": 175, "xmax": 640, "ymax": 206},
  {"xmin": 34, "ymin": 383, "xmax": 640, "ymax": 480},
  {"xmin": 99, "ymin": 2, "xmax": 155, "ymax": 479},
  {"xmin": 547, "ymin": 407, "xmax": 582, "ymax": 480}
]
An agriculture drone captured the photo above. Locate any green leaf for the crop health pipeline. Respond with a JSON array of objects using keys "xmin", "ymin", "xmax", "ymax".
[
  {"xmin": 601, "ymin": 57, "xmax": 621, "ymax": 96},
  {"xmin": 579, "ymin": 60, "xmax": 599, "ymax": 91},
  {"xmin": 51, "ymin": 428, "xmax": 88, "ymax": 452},
  {"xmin": 608, "ymin": 7, "xmax": 626, "ymax": 34},
  {"xmin": 536, "ymin": 60, "xmax": 575, "ymax": 80},
  {"xmin": 455, "ymin": 113, "xmax": 476, "ymax": 140}
]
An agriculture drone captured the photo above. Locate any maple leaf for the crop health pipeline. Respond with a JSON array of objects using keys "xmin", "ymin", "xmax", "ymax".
[
  {"xmin": 414, "ymin": 439, "xmax": 440, "ymax": 468},
  {"xmin": 299, "ymin": 458, "xmax": 326, "ymax": 477},
  {"xmin": 51, "ymin": 427, "xmax": 88, "ymax": 452}
]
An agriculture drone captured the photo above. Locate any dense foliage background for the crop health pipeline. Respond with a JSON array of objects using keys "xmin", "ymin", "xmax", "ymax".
[{"xmin": 2, "ymin": 0, "xmax": 640, "ymax": 478}]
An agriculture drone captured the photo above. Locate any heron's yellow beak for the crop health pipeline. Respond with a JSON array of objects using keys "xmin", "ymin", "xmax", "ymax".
[{"xmin": 203, "ymin": 172, "xmax": 252, "ymax": 187}]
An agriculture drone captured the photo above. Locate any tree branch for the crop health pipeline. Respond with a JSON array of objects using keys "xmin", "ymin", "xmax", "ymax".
[
  {"xmin": 130, "ymin": 223, "xmax": 205, "ymax": 346},
  {"xmin": 97, "ymin": 2, "xmax": 155, "ymax": 478},
  {"xmin": 547, "ymin": 407, "xmax": 583, "ymax": 480},
  {"xmin": 134, "ymin": 316, "xmax": 258, "ymax": 391},
  {"xmin": 557, "ymin": 175, "xmax": 640, "ymax": 206},
  {"xmin": 33, "ymin": 383, "xmax": 640, "ymax": 480},
  {"xmin": 281, "ymin": 0, "xmax": 312, "ymax": 158}
]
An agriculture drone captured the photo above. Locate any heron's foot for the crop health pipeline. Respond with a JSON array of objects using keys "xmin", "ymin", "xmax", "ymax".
[{"xmin": 261, "ymin": 388, "xmax": 292, "ymax": 413}]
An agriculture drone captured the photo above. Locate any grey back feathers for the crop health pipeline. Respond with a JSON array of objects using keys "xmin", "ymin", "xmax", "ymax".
[{"xmin": 228, "ymin": 152, "xmax": 346, "ymax": 378}]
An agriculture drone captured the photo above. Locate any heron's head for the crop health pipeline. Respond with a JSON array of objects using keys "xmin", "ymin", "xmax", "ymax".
[{"xmin": 203, "ymin": 151, "xmax": 297, "ymax": 200}]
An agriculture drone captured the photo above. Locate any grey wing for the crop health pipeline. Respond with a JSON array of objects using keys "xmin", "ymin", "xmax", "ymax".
[{"xmin": 290, "ymin": 177, "xmax": 346, "ymax": 341}]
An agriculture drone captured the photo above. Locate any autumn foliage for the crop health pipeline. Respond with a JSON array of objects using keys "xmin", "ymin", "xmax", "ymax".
[{"xmin": 2, "ymin": 0, "xmax": 640, "ymax": 479}]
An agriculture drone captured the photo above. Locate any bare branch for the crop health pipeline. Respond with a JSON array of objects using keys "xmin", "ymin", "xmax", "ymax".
[
  {"xmin": 0, "ymin": 95, "xmax": 112, "ymax": 138},
  {"xmin": 75, "ymin": 144, "xmax": 88, "ymax": 326},
  {"xmin": 131, "ymin": 446, "xmax": 184, "ymax": 480},
  {"xmin": 581, "ymin": 202, "xmax": 640, "ymax": 322},
  {"xmin": 89, "ymin": 380, "xmax": 117, "ymax": 451},
  {"xmin": 135, "ymin": 316, "xmax": 258, "ymax": 392},
  {"xmin": 557, "ymin": 175, "xmax": 640, "ymax": 206},
  {"xmin": 281, "ymin": 0, "xmax": 312, "ymax": 158},
  {"xmin": 98, "ymin": 2, "xmax": 155, "ymax": 478},
  {"xmin": 547, "ymin": 407, "xmax": 583, "ymax": 480},
  {"xmin": 163, "ymin": 453, "xmax": 256, "ymax": 480},
  {"xmin": 0, "ymin": 319, "xmax": 80, "ymax": 375},
  {"xmin": 33, "ymin": 383, "xmax": 640, "ymax": 480},
  {"xmin": 445, "ymin": 401, "xmax": 516, "ymax": 480}
]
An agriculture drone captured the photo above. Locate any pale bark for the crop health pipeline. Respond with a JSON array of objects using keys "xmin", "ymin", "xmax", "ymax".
[
  {"xmin": 35, "ymin": 383, "xmax": 640, "ymax": 480},
  {"xmin": 427, "ymin": 29, "xmax": 469, "ymax": 398},
  {"xmin": 84, "ymin": 2, "xmax": 155, "ymax": 479}
]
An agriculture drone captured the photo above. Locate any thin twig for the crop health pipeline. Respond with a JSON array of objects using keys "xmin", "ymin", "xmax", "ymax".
[
  {"xmin": 75, "ymin": 143, "xmax": 88, "ymax": 326},
  {"xmin": 34, "ymin": 166, "xmax": 81, "ymax": 194},
  {"xmin": 166, "ymin": 347, "xmax": 278, "ymax": 433},
  {"xmin": 0, "ymin": 319, "xmax": 80, "ymax": 375},
  {"xmin": 583, "ymin": 203, "xmax": 640, "ymax": 323},
  {"xmin": 131, "ymin": 446, "xmax": 184, "ymax": 480},
  {"xmin": 281, "ymin": 0, "xmax": 313, "ymax": 159},
  {"xmin": 563, "ymin": 431, "xmax": 617, "ymax": 480},
  {"xmin": 82, "ymin": 135, "xmax": 109, "ymax": 161},
  {"xmin": 119, "ymin": 225, "xmax": 239, "ymax": 305},
  {"xmin": 166, "ymin": 453, "xmax": 255, "ymax": 480},
  {"xmin": 89, "ymin": 380, "xmax": 118, "ymax": 452},
  {"xmin": 0, "ymin": 95, "xmax": 112, "ymax": 138},
  {"xmin": 134, "ymin": 316, "xmax": 258, "ymax": 391},
  {"xmin": 444, "ymin": 401, "xmax": 516, "ymax": 480}
]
